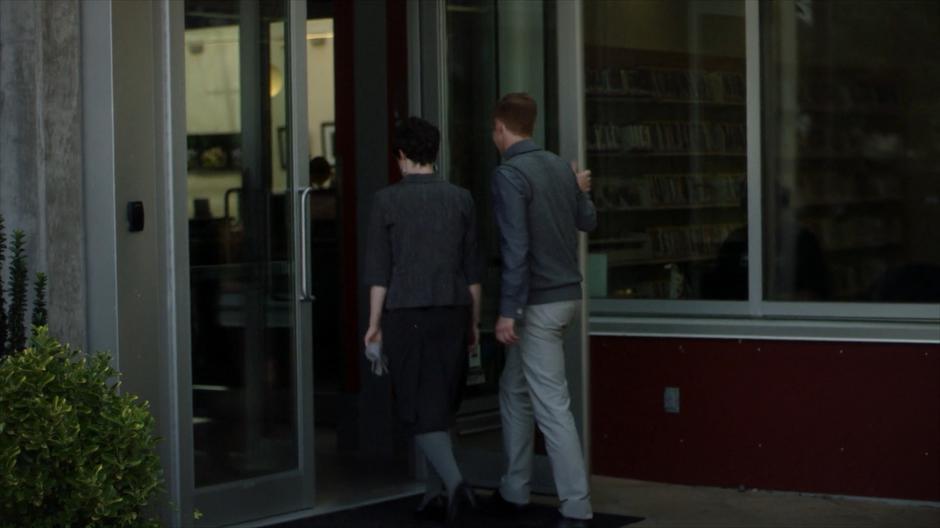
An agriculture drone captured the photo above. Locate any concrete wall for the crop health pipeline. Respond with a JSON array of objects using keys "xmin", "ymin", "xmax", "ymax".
[
  {"xmin": 0, "ymin": 0, "xmax": 85, "ymax": 348},
  {"xmin": 2, "ymin": 1, "xmax": 179, "ymax": 521}
]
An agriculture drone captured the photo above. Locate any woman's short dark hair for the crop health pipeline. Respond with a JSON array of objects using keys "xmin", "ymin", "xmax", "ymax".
[{"xmin": 394, "ymin": 117, "xmax": 440, "ymax": 165}]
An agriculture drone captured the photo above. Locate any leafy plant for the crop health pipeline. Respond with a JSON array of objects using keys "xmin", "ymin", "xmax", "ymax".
[
  {"xmin": 0, "ymin": 216, "xmax": 6, "ymax": 356},
  {"xmin": 32, "ymin": 272, "xmax": 47, "ymax": 329},
  {"xmin": 0, "ymin": 328, "xmax": 164, "ymax": 527},
  {"xmin": 6, "ymin": 230, "xmax": 27, "ymax": 354},
  {"xmin": 0, "ymin": 215, "xmax": 47, "ymax": 358}
]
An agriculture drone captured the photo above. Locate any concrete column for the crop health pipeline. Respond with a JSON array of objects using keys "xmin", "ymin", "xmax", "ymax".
[
  {"xmin": 39, "ymin": 0, "xmax": 85, "ymax": 348},
  {"xmin": 0, "ymin": 0, "xmax": 85, "ymax": 348},
  {"xmin": 0, "ymin": 1, "xmax": 43, "ymax": 279},
  {"xmin": 498, "ymin": 0, "xmax": 546, "ymax": 146}
]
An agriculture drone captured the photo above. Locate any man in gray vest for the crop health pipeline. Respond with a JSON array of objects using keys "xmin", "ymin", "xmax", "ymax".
[{"xmin": 487, "ymin": 92, "xmax": 597, "ymax": 527}]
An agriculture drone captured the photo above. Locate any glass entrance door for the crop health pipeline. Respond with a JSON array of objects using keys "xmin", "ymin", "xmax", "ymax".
[
  {"xmin": 429, "ymin": 0, "xmax": 586, "ymax": 494},
  {"xmin": 183, "ymin": 0, "xmax": 314, "ymax": 524}
]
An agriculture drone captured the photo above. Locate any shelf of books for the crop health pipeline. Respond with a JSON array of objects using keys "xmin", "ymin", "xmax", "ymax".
[
  {"xmin": 774, "ymin": 66, "xmax": 911, "ymax": 301},
  {"xmin": 584, "ymin": 47, "xmax": 748, "ymax": 300}
]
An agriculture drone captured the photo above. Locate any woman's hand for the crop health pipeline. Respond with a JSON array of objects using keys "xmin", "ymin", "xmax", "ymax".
[{"xmin": 364, "ymin": 325, "xmax": 382, "ymax": 347}]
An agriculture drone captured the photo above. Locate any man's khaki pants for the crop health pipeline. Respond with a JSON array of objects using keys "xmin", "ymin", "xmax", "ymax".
[{"xmin": 497, "ymin": 300, "xmax": 593, "ymax": 520}]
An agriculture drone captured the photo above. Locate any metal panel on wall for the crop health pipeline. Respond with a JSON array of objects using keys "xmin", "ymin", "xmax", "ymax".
[{"xmin": 590, "ymin": 335, "xmax": 940, "ymax": 501}]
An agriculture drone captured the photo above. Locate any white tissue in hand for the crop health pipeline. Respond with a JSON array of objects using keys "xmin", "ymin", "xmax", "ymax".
[
  {"xmin": 365, "ymin": 342, "xmax": 388, "ymax": 376},
  {"xmin": 365, "ymin": 341, "xmax": 382, "ymax": 362}
]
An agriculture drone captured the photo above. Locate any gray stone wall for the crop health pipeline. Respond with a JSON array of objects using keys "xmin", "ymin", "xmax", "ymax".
[{"xmin": 0, "ymin": 0, "xmax": 85, "ymax": 348}]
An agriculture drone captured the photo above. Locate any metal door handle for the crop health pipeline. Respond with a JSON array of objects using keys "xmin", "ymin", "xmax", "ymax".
[{"xmin": 299, "ymin": 187, "xmax": 315, "ymax": 302}]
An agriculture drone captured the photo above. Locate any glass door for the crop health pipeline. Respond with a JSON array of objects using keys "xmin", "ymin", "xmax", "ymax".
[
  {"xmin": 183, "ymin": 0, "xmax": 314, "ymax": 524},
  {"xmin": 429, "ymin": 0, "xmax": 584, "ymax": 495}
]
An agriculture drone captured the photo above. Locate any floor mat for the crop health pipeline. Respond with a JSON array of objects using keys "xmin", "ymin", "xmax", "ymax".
[{"xmin": 275, "ymin": 494, "xmax": 644, "ymax": 528}]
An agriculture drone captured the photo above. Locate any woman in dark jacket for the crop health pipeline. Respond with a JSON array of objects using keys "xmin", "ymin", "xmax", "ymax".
[{"xmin": 363, "ymin": 117, "xmax": 481, "ymax": 526}]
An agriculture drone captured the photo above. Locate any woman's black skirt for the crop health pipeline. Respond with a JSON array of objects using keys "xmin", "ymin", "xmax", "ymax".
[{"xmin": 382, "ymin": 306, "xmax": 470, "ymax": 434}]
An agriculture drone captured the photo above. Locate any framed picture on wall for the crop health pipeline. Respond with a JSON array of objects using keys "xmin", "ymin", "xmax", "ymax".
[{"xmin": 321, "ymin": 122, "xmax": 336, "ymax": 165}]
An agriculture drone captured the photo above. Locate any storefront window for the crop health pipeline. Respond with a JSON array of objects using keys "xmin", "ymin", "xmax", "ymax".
[
  {"xmin": 762, "ymin": 1, "xmax": 940, "ymax": 302},
  {"xmin": 584, "ymin": 0, "xmax": 748, "ymax": 300}
]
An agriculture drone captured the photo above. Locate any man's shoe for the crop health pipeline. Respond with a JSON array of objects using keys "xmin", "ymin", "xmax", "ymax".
[
  {"xmin": 414, "ymin": 495, "xmax": 446, "ymax": 523},
  {"xmin": 483, "ymin": 489, "xmax": 528, "ymax": 516},
  {"xmin": 550, "ymin": 514, "xmax": 593, "ymax": 528},
  {"xmin": 446, "ymin": 482, "xmax": 478, "ymax": 527}
]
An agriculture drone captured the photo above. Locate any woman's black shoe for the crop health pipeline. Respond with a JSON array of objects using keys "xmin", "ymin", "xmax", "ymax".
[
  {"xmin": 414, "ymin": 495, "xmax": 446, "ymax": 523},
  {"xmin": 446, "ymin": 482, "xmax": 478, "ymax": 527}
]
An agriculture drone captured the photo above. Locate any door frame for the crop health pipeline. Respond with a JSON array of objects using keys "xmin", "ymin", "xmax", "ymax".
[
  {"xmin": 166, "ymin": 0, "xmax": 316, "ymax": 525},
  {"xmin": 556, "ymin": 0, "xmax": 591, "ymax": 478}
]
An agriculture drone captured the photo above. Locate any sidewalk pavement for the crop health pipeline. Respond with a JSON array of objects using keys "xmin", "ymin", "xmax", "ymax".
[{"xmin": 531, "ymin": 476, "xmax": 940, "ymax": 527}]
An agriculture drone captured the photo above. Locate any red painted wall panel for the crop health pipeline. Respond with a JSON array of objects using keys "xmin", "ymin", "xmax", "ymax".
[{"xmin": 590, "ymin": 336, "xmax": 940, "ymax": 501}]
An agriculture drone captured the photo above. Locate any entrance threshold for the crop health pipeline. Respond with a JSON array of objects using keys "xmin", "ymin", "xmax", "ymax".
[{"xmin": 231, "ymin": 481, "xmax": 425, "ymax": 528}]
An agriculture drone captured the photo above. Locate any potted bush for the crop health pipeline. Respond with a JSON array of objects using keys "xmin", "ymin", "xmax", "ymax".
[{"xmin": 0, "ymin": 327, "xmax": 164, "ymax": 527}]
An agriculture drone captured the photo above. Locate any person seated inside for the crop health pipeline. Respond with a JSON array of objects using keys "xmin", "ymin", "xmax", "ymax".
[
  {"xmin": 310, "ymin": 156, "xmax": 335, "ymax": 190},
  {"xmin": 308, "ymin": 156, "xmax": 337, "ymax": 222}
]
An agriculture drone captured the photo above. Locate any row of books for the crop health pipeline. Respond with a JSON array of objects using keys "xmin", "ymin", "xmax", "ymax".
[
  {"xmin": 589, "ymin": 121, "xmax": 747, "ymax": 154},
  {"xmin": 799, "ymin": 78, "xmax": 900, "ymax": 110},
  {"xmin": 587, "ymin": 67, "xmax": 745, "ymax": 103},
  {"xmin": 792, "ymin": 172, "xmax": 903, "ymax": 206},
  {"xmin": 594, "ymin": 172, "xmax": 745, "ymax": 210},
  {"xmin": 648, "ymin": 223, "xmax": 743, "ymax": 260},
  {"xmin": 795, "ymin": 127, "xmax": 904, "ymax": 162}
]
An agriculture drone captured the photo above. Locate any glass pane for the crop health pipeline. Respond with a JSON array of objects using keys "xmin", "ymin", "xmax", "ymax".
[
  {"xmin": 762, "ymin": 1, "xmax": 940, "ymax": 302},
  {"xmin": 584, "ymin": 0, "xmax": 748, "ymax": 300},
  {"xmin": 445, "ymin": 0, "xmax": 502, "ymax": 456},
  {"xmin": 445, "ymin": 0, "xmax": 557, "ymax": 455},
  {"xmin": 304, "ymin": 2, "xmax": 341, "ymax": 419},
  {"xmin": 185, "ymin": 0, "xmax": 297, "ymax": 487}
]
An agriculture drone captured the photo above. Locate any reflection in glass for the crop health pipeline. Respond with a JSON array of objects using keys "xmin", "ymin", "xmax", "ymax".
[
  {"xmin": 762, "ymin": 1, "xmax": 940, "ymax": 302},
  {"xmin": 446, "ymin": 0, "xmax": 503, "ymax": 455},
  {"xmin": 583, "ymin": 0, "xmax": 748, "ymax": 300},
  {"xmin": 445, "ymin": 0, "xmax": 557, "ymax": 456},
  {"xmin": 184, "ymin": 0, "xmax": 297, "ymax": 487}
]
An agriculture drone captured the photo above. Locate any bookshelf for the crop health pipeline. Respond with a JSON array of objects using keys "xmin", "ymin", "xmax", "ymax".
[
  {"xmin": 777, "ymin": 66, "xmax": 912, "ymax": 300},
  {"xmin": 585, "ymin": 47, "xmax": 748, "ymax": 299}
]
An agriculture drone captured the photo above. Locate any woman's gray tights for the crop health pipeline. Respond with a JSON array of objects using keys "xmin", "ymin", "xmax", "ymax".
[{"xmin": 415, "ymin": 431, "xmax": 463, "ymax": 505}]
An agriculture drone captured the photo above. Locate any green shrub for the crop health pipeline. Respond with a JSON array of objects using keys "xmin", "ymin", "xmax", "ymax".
[
  {"xmin": 32, "ymin": 272, "xmax": 47, "ymax": 329},
  {"xmin": 6, "ymin": 230, "xmax": 28, "ymax": 355},
  {"xmin": 0, "ymin": 216, "xmax": 7, "ymax": 353},
  {"xmin": 0, "ymin": 327, "xmax": 164, "ymax": 527},
  {"xmin": 0, "ymin": 215, "xmax": 48, "ymax": 358}
]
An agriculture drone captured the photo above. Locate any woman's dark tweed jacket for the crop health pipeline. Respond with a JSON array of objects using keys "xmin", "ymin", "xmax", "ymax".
[{"xmin": 364, "ymin": 173, "xmax": 482, "ymax": 307}]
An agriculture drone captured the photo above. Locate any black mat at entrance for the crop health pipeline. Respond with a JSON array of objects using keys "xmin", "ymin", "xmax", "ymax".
[{"xmin": 274, "ymin": 494, "xmax": 644, "ymax": 528}]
